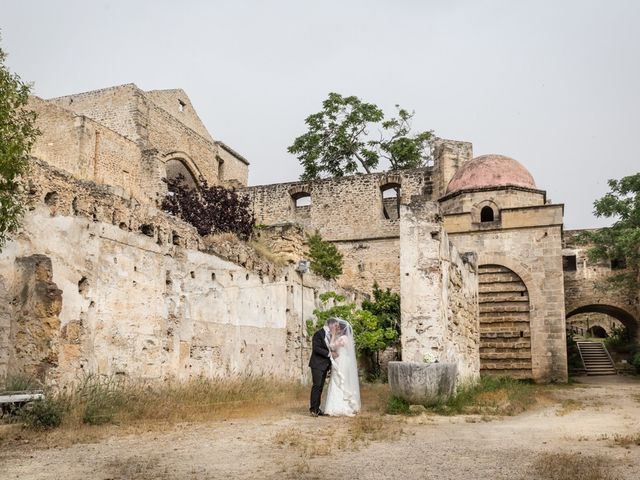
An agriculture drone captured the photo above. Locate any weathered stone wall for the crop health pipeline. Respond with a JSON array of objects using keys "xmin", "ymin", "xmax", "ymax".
[
  {"xmin": 567, "ymin": 312, "xmax": 623, "ymax": 336},
  {"xmin": 29, "ymin": 96, "xmax": 146, "ymax": 201},
  {"xmin": 243, "ymin": 169, "xmax": 432, "ymax": 294},
  {"xmin": 563, "ymin": 229, "xmax": 640, "ymax": 340},
  {"xmin": 442, "ymin": 201, "xmax": 568, "ymax": 382},
  {"xmin": 399, "ymin": 199, "xmax": 480, "ymax": 386},
  {"xmin": 144, "ymin": 89, "xmax": 215, "ymax": 143},
  {"xmin": 0, "ymin": 161, "xmax": 358, "ymax": 385},
  {"xmin": 33, "ymin": 84, "xmax": 250, "ymax": 208},
  {"xmin": 440, "ymin": 187, "xmax": 547, "ymax": 217},
  {"xmin": 245, "ymin": 169, "xmax": 432, "ymax": 241},
  {"xmin": 49, "ymin": 84, "xmax": 143, "ymax": 142},
  {"xmin": 216, "ymin": 142, "xmax": 250, "ymax": 188},
  {"xmin": 430, "ymin": 139, "xmax": 474, "ymax": 199}
]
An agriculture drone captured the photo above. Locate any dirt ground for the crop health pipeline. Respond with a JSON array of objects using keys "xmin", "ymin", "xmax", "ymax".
[{"xmin": 1, "ymin": 376, "xmax": 639, "ymax": 480}]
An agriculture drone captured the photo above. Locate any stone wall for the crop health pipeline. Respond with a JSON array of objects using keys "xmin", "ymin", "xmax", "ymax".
[
  {"xmin": 399, "ymin": 199, "xmax": 480, "ymax": 386},
  {"xmin": 563, "ymin": 229, "xmax": 640, "ymax": 340},
  {"xmin": 0, "ymin": 160, "xmax": 359, "ymax": 385},
  {"xmin": 243, "ymin": 169, "xmax": 431, "ymax": 293},
  {"xmin": 34, "ymin": 84, "xmax": 250, "ymax": 207},
  {"xmin": 29, "ymin": 96, "xmax": 146, "ymax": 201},
  {"xmin": 443, "ymin": 202, "xmax": 568, "ymax": 382}
]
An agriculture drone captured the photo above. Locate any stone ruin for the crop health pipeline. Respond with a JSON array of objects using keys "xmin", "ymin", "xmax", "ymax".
[{"xmin": 1, "ymin": 83, "xmax": 637, "ymax": 389}]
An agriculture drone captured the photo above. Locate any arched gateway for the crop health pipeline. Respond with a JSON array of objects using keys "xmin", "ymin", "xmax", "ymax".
[{"xmin": 478, "ymin": 264, "xmax": 532, "ymax": 379}]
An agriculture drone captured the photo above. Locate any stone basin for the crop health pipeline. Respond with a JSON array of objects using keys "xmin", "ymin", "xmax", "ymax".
[{"xmin": 388, "ymin": 361, "xmax": 457, "ymax": 405}]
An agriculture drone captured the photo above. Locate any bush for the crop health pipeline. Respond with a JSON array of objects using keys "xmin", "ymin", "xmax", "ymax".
[
  {"xmin": 605, "ymin": 324, "xmax": 632, "ymax": 352},
  {"xmin": 18, "ymin": 397, "xmax": 65, "ymax": 429},
  {"xmin": 78, "ymin": 375, "xmax": 126, "ymax": 425},
  {"xmin": 631, "ymin": 352, "xmax": 640, "ymax": 374},
  {"xmin": 385, "ymin": 396, "xmax": 410, "ymax": 415},
  {"xmin": 162, "ymin": 175, "xmax": 254, "ymax": 239},
  {"xmin": 307, "ymin": 231, "xmax": 343, "ymax": 280}
]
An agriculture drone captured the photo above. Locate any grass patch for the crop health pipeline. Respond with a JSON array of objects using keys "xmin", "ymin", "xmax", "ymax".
[
  {"xmin": 386, "ymin": 396, "xmax": 410, "ymax": 415},
  {"xmin": 1, "ymin": 375, "xmax": 307, "ymax": 448},
  {"xmin": 429, "ymin": 376, "xmax": 543, "ymax": 416},
  {"xmin": 530, "ymin": 452, "xmax": 620, "ymax": 480},
  {"xmin": 556, "ymin": 399, "xmax": 584, "ymax": 416},
  {"xmin": 612, "ymin": 433, "xmax": 640, "ymax": 447}
]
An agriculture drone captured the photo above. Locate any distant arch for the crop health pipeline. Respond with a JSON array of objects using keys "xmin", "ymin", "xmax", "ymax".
[
  {"xmin": 567, "ymin": 304, "xmax": 638, "ymax": 341},
  {"xmin": 587, "ymin": 325, "xmax": 608, "ymax": 338}
]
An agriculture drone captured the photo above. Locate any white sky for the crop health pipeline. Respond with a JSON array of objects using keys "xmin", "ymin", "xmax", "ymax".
[{"xmin": 2, "ymin": 0, "xmax": 639, "ymax": 229}]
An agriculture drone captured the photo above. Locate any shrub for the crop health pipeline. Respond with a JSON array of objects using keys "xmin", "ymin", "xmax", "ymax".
[
  {"xmin": 631, "ymin": 352, "xmax": 640, "ymax": 373},
  {"xmin": 162, "ymin": 175, "xmax": 254, "ymax": 239},
  {"xmin": 385, "ymin": 396, "xmax": 410, "ymax": 415},
  {"xmin": 307, "ymin": 231, "xmax": 343, "ymax": 280},
  {"xmin": 18, "ymin": 397, "xmax": 65, "ymax": 429},
  {"xmin": 605, "ymin": 324, "xmax": 632, "ymax": 352}
]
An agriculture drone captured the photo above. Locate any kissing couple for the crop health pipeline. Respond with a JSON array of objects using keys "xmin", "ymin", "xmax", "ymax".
[{"xmin": 309, "ymin": 317, "xmax": 361, "ymax": 417}]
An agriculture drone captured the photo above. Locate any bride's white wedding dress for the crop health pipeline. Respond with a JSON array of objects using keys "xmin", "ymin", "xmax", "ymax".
[{"xmin": 323, "ymin": 320, "xmax": 361, "ymax": 416}]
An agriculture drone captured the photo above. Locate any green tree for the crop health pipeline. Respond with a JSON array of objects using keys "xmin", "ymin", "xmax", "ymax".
[
  {"xmin": 307, "ymin": 291, "xmax": 399, "ymax": 379},
  {"xmin": 361, "ymin": 282, "xmax": 401, "ymax": 343},
  {"xmin": 288, "ymin": 92, "xmax": 434, "ymax": 181},
  {"xmin": 0, "ymin": 38, "xmax": 39, "ymax": 250},
  {"xmin": 579, "ymin": 173, "xmax": 640, "ymax": 295},
  {"xmin": 307, "ymin": 231, "xmax": 343, "ymax": 280}
]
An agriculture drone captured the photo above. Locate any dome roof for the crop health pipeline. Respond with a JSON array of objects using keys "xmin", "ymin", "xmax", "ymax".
[{"xmin": 445, "ymin": 154, "xmax": 536, "ymax": 194}]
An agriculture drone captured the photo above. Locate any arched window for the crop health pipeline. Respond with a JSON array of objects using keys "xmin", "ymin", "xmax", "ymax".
[
  {"xmin": 292, "ymin": 192, "xmax": 311, "ymax": 208},
  {"xmin": 480, "ymin": 206, "xmax": 495, "ymax": 222},
  {"xmin": 380, "ymin": 183, "xmax": 401, "ymax": 220},
  {"xmin": 166, "ymin": 159, "xmax": 198, "ymax": 190}
]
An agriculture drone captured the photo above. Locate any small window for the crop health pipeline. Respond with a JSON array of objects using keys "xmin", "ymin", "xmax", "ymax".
[
  {"xmin": 563, "ymin": 255, "xmax": 577, "ymax": 271},
  {"xmin": 293, "ymin": 192, "xmax": 311, "ymax": 208},
  {"xmin": 611, "ymin": 258, "xmax": 627, "ymax": 270},
  {"xmin": 381, "ymin": 183, "xmax": 401, "ymax": 220},
  {"xmin": 480, "ymin": 206, "xmax": 494, "ymax": 222},
  {"xmin": 178, "ymin": 99, "xmax": 186, "ymax": 112}
]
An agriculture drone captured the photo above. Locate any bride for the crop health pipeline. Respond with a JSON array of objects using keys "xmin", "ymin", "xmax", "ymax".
[{"xmin": 323, "ymin": 318, "xmax": 361, "ymax": 416}]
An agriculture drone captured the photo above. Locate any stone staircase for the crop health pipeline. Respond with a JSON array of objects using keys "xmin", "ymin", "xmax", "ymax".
[{"xmin": 576, "ymin": 342, "xmax": 617, "ymax": 376}]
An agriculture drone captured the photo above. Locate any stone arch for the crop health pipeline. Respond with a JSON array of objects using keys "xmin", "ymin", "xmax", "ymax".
[
  {"xmin": 163, "ymin": 152, "xmax": 202, "ymax": 189},
  {"xmin": 289, "ymin": 185, "xmax": 313, "ymax": 210},
  {"xmin": 478, "ymin": 263, "xmax": 533, "ymax": 378},
  {"xmin": 567, "ymin": 303, "xmax": 638, "ymax": 341}
]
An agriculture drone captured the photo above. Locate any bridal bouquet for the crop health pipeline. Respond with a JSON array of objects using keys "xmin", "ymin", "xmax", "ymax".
[{"xmin": 422, "ymin": 352, "xmax": 436, "ymax": 364}]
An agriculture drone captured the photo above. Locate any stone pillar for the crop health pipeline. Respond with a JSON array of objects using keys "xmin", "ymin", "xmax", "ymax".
[
  {"xmin": 432, "ymin": 139, "xmax": 473, "ymax": 199},
  {"xmin": 399, "ymin": 198, "xmax": 480, "ymax": 386}
]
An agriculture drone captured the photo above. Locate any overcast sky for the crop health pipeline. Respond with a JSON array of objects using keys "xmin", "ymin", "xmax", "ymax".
[{"xmin": 2, "ymin": 0, "xmax": 638, "ymax": 228}]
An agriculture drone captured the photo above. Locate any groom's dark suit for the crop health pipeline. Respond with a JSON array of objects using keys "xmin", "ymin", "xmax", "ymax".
[{"xmin": 309, "ymin": 327, "xmax": 331, "ymax": 415}]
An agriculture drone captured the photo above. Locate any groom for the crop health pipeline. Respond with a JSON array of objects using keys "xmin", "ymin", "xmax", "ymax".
[{"xmin": 308, "ymin": 317, "xmax": 338, "ymax": 417}]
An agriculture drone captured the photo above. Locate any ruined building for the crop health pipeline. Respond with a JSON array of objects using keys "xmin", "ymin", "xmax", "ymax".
[{"xmin": 1, "ymin": 84, "xmax": 637, "ymax": 386}]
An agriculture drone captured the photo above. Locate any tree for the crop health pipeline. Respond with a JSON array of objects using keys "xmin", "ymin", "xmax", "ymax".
[
  {"xmin": 162, "ymin": 175, "xmax": 255, "ymax": 239},
  {"xmin": 0, "ymin": 39, "xmax": 40, "ymax": 250},
  {"xmin": 288, "ymin": 92, "xmax": 434, "ymax": 181},
  {"xmin": 308, "ymin": 291, "xmax": 399, "ymax": 379},
  {"xmin": 307, "ymin": 230, "xmax": 343, "ymax": 280},
  {"xmin": 579, "ymin": 173, "xmax": 640, "ymax": 295},
  {"xmin": 361, "ymin": 282, "xmax": 401, "ymax": 342}
]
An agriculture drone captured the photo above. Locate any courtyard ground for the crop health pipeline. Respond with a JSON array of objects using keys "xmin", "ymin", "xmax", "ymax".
[{"xmin": 0, "ymin": 376, "xmax": 639, "ymax": 480}]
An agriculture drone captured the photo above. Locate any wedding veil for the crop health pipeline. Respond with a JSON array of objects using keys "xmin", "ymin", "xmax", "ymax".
[{"xmin": 328, "ymin": 318, "xmax": 361, "ymax": 413}]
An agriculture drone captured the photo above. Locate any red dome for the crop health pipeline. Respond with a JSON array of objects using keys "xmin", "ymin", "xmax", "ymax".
[{"xmin": 446, "ymin": 154, "xmax": 536, "ymax": 194}]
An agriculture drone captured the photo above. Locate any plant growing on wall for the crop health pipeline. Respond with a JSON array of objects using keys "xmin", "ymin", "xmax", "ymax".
[
  {"xmin": 307, "ymin": 230, "xmax": 343, "ymax": 280},
  {"xmin": 162, "ymin": 175, "xmax": 255, "ymax": 239},
  {"xmin": 0, "ymin": 37, "xmax": 40, "ymax": 251},
  {"xmin": 288, "ymin": 92, "xmax": 435, "ymax": 181},
  {"xmin": 578, "ymin": 173, "xmax": 640, "ymax": 296}
]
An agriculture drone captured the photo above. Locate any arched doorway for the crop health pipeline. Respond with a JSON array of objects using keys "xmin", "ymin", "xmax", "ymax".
[
  {"xmin": 166, "ymin": 158, "xmax": 198, "ymax": 190},
  {"xmin": 478, "ymin": 264, "xmax": 532, "ymax": 378},
  {"xmin": 566, "ymin": 304, "xmax": 638, "ymax": 342}
]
